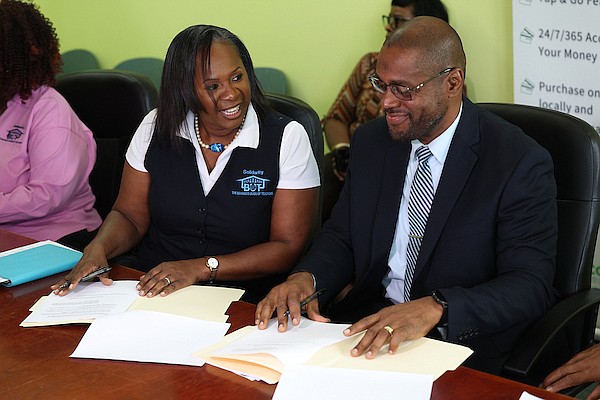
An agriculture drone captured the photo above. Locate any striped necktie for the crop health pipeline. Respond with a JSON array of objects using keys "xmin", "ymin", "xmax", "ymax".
[{"xmin": 404, "ymin": 145, "xmax": 434, "ymax": 302}]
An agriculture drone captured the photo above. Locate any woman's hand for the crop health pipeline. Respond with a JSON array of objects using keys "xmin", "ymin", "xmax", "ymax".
[
  {"xmin": 51, "ymin": 244, "xmax": 112, "ymax": 295},
  {"xmin": 137, "ymin": 259, "xmax": 207, "ymax": 297}
]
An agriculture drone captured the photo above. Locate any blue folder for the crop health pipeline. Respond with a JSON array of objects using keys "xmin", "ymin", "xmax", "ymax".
[{"xmin": 0, "ymin": 242, "xmax": 82, "ymax": 287}]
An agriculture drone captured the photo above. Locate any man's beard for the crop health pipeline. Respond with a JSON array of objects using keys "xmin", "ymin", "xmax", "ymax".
[{"xmin": 387, "ymin": 95, "xmax": 448, "ymax": 143}]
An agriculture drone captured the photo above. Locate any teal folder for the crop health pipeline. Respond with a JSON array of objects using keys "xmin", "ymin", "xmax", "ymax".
[{"xmin": 0, "ymin": 242, "xmax": 82, "ymax": 287}]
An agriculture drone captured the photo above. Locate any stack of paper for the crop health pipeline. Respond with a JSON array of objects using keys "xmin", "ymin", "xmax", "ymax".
[
  {"xmin": 273, "ymin": 365, "xmax": 434, "ymax": 400},
  {"xmin": 195, "ymin": 319, "xmax": 473, "ymax": 384},
  {"xmin": 0, "ymin": 241, "xmax": 82, "ymax": 287},
  {"xmin": 195, "ymin": 319, "xmax": 351, "ymax": 383},
  {"xmin": 71, "ymin": 310, "xmax": 230, "ymax": 367},
  {"xmin": 21, "ymin": 281, "xmax": 245, "ymax": 327},
  {"xmin": 20, "ymin": 281, "xmax": 245, "ymax": 367},
  {"xmin": 21, "ymin": 281, "xmax": 140, "ymax": 326}
]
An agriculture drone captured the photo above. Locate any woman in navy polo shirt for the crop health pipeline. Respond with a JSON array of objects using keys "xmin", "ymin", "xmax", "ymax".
[{"xmin": 53, "ymin": 25, "xmax": 320, "ymax": 303}]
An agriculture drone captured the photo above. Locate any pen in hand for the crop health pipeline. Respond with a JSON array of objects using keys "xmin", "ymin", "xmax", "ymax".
[
  {"xmin": 283, "ymin": 288, "xmax": 326, "ymax": 317},
  {"xmin": 57, "ymin": 266, "xmax": 112, "ymax": 291}
]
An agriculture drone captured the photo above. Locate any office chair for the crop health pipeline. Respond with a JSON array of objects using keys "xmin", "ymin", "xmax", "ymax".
[
  {"xmin": 479, "ymin": 103, "xmax": 600, "ymax": 393},
  {"xmin": 255, "ymin": 67, "xmax": 289, "ymax": 95},
  {"xmin": 114, "ymin": 57, "xmax": 164, "ymax": 92},
  {"xmin": 266, "ymin": 93, "xmax": 324, "ymax": 230},
  {"xmin": 56, "ymin": 70, "xmax": 158, "ymax": 219},
  {"xmin": 59, "ymin": 49, "xmax": 100, "ymax": 75}
]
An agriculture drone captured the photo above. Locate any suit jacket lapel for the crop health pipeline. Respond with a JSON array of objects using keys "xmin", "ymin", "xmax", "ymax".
[
  {"xmin": 413, "ymin": 99, "xmax": 481, "ymax": 282},
  {"xmin": 357, "ymin": 138, "xmax": 410, "ymax": 292}
]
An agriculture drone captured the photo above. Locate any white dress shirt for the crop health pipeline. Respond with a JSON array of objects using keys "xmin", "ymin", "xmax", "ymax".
[{"xmin": 384, "ymin": 104, "xmax": 463, "ymax": 303}]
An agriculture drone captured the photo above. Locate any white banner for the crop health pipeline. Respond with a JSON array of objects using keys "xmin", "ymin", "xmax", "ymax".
[{"xmin": 513, "ymin": 0, "xmax": 600, "ymax": 337}]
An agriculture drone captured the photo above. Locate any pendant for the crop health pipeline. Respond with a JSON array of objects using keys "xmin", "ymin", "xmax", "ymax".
[{"xmin": 209, "ymin": 143, "xmax": 225, "ymax": 153}]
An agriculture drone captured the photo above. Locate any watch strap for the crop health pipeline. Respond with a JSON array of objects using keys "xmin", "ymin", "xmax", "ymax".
[
  {"xmin": 205, "ymin": 257, "xmax": 219, "ymax": 282},
  {"xmin": 432, "ymin": 290, "xmax": 449, "ymax": 326}
]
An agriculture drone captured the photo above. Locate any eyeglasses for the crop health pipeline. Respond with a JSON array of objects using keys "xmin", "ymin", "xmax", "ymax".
[
  {"xmin": 381, "ymin": 14, "xmax": 411, "ymax": 29},
  {"xmin": 368, "ymin": 68, "xmax": 455, "ymax": 101}
]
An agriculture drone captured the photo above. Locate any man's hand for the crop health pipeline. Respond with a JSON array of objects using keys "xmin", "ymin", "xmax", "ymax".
[
  {"xmin": 343, "ymin": 296, "xmax": 443, "ymax": 359},
  {"xmin": 255, "ymin": 272, "xmax": 329, "ymax": 331},
  {"xmin": 542, "ymin": 344, "xmax": 600, "ymax": 399}
]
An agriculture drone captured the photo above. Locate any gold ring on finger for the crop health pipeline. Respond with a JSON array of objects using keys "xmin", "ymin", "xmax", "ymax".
[
  {"xmin": 383, "ymin": 325, "xmax": 394, "ymax": 337},
  {"xmin": 164, "ymin": 276, "xmax": 172, "ymax": 285}
]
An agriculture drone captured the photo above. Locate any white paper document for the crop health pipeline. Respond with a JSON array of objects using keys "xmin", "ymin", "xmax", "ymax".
[
  {"xmin": 194, "ymin": 319, "xmax": 352, "ymax": 383},
  {"xmin": 519, "ymin": 392, "xmax": 545, "ymax": 400},
  {"xmin": 71, "ymin": 310, "xmax": 230, "ymax": 366},
  {"xmin": 20, "ymin": 280, "xmax": 139, "ymax": 326},
  {"xmin": 273, "ymin": 365, "xmax": 434, "ymax": 400},
  {"xmin": 21, "ymin": 282, "xmax": 245, "ymax": 327},
  {"xmin": 196, "ymin": 318, "xmax": 473, "ymax": 384},
  {"xmin": 214, "ymin": 318, "xmax": 350, "ymax": 368}
]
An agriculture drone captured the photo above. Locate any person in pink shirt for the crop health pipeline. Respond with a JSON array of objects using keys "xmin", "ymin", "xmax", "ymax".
[{"xmin": 0, "ymin": 0, "xmax": 101, "ymax": 250}]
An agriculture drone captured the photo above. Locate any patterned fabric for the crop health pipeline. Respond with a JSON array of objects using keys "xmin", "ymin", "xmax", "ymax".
[
  {"xmin": 404, "ymin": 146, "xmax": 434, "ymax": 302},
  {"xmin": 324, "ymin": 52, "xmax": 384, "ymax": 137}
]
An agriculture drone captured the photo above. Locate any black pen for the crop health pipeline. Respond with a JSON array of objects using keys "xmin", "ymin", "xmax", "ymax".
[
  {"xmin": 58, "ymin": 266, "xmax": 112, "ymax": 291},
  {"xmin": 283, "ymin": 288, "xmax": 326, "ymax": 317}
]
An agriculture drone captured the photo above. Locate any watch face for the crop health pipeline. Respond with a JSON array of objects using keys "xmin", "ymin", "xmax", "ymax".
[{"xmin": 207, "ymin": 257, "xmax": 219, "ymax": 269}]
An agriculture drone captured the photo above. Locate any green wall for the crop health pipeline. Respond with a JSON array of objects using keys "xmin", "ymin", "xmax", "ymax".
[{"xmin": 35, "ymin": 0, "xmax": 513, "ymax": 121}]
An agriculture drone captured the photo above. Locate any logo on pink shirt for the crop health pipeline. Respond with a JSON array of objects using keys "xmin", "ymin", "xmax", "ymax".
[{"xmin": 2, "ymin": 125, "xmax": 25, "ymax": 144}]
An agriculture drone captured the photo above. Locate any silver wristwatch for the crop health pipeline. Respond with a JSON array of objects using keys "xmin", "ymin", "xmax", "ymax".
[{"xmin": 205, "ymin": 257, "xmax": 219, "ymax": 282}]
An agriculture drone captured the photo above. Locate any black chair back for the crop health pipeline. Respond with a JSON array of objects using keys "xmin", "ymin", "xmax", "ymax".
[
  {"xmin": 479, "ymin": 102, "xmax": 600, "ymax": 387},
  {"xmin": 56, "ymin": 70, "xmax": 158, "ymax": 219},
  {"xmin": 266, "ymin": 93, "xmax": 324, "ymax": 227}
]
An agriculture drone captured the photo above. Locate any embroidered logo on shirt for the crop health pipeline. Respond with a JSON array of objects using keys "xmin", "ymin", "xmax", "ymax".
[
  {"xmin": 1, "ymin": 125, "xmax": 25, "ymax": 144},
  {"xmin": 232, "ymin": 169, "xmax": 273, "ymax": 196}
]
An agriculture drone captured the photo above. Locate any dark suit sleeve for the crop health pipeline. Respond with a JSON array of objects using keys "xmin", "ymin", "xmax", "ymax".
[
  {"xmin": 292, "ymin": 135, "xmax": 360, "ymax": 306},
  {"xmin": 442, "ymin": 144, "xmax": 557, "ymax": 344}
]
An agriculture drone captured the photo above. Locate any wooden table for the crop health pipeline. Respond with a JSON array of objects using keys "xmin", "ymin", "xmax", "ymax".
[{"xmin": 0, "ymin": 230, "xmax": 572, "ymax": 399}]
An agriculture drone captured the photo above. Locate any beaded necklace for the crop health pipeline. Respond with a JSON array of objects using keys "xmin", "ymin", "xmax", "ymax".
[{"xmin": 194, "ymin": 113, "xmax": 246, "ymax": 153}]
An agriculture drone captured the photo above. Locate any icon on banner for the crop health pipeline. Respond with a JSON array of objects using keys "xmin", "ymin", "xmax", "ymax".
[
  {"xmin": 519, "ymin": 0, "xmax": 532, "ymax": 5},
  {"xmin": 520, "ymin": 79, "xmax": 535, "ymax": 95},
  {"xmin": 520, "ymin": 28, "xmax": 534, "ymax": 44}
]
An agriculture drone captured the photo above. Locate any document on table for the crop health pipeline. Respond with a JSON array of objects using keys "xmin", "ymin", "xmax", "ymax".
[
  {"xmin": 20, "ymin": 280, "xmax": 139, "ymax": 326},
  {"xmin": 130, "ymin": 285, "xmax": 244, "ymax": 322},
  {"xmin": 273, "ymin": 365, "xmax": 434, "ymax": 400},
  {"xmin": 21, "ymin": 281, "xmax": 245, "ymax": 326},
  {"xmin": 71, "ymin": 310, "xmax": 230, "ymax": 366},
  {"xmin": 306, "ymin": 334, "xmax": 474, "ymax": 380},
  {"xmin": 195, "ymin": 319, "xmax": 351, "ymax": 384},
  {"xmin": 519, "ymin": 392, "xmax": 544, "ymax": 400},
  {"xmin": 195, "ymin": 318, "xmax": 473, "ymax": 384}
]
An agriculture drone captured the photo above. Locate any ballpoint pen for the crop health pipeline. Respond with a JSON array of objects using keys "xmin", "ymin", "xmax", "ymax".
[
  {"xmin": 57, "ymin": 265, "xmax": 112, "ymax": 291},
  {"xmin": 283, "ymin": 287, "xmax": 326, "ymax": 317}
]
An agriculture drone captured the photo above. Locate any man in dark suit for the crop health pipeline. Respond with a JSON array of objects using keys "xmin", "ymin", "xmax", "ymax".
[{"xmin": 256, "ymin": 16, "xmax": 557, "ymax": 374}]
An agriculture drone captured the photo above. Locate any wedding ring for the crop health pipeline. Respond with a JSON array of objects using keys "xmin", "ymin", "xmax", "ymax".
[
  {"xmin": 383, "ymin": 325, "xmax": 394, "ymax": 336},
  {"xmin": 164, "ymin": 276, "xmax": 172, "ymax": 285}
]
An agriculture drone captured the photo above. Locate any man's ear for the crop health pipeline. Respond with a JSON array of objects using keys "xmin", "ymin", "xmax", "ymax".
[{"xmin": 447, "ymin": 68, "xmax": 464, "ymax": 98}]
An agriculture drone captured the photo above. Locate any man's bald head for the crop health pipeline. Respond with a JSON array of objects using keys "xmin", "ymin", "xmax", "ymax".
[{"xmin": 383, "ymin": 16, "xmax": 466, "ymax": 76}]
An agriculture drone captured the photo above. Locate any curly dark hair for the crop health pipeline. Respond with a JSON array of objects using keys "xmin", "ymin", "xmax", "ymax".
[{"xmin": 0, "ymin": 0, "xmax": 61, "ymax": 103}]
